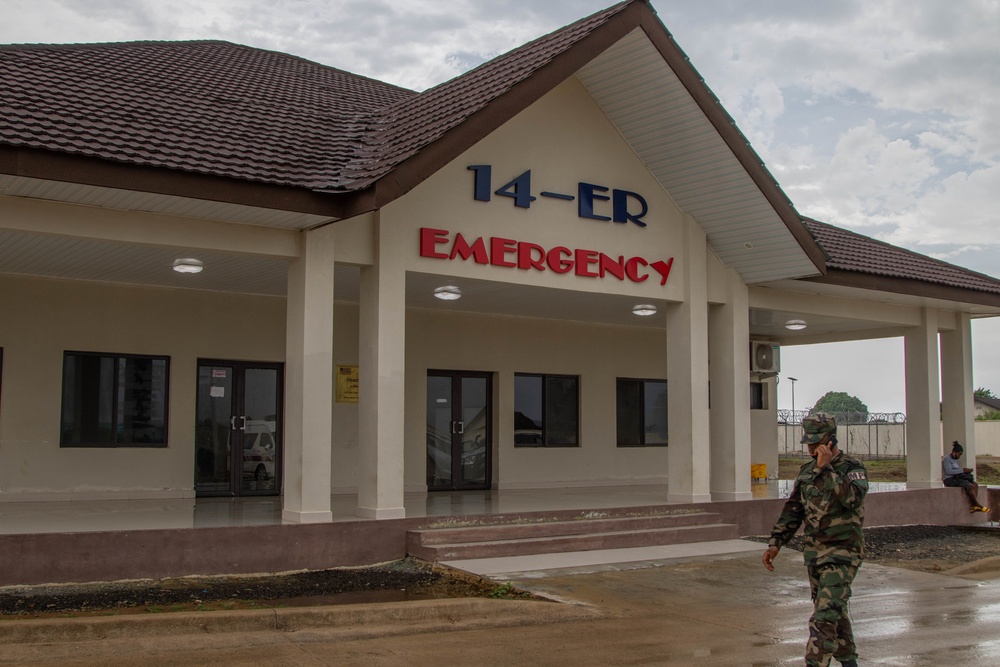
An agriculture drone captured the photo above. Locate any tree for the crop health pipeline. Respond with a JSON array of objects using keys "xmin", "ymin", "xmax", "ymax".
[
  {"xmin": 809, "ymin": 391, "xmax": 869, "ymax": 420},
  {"xmin": 975, "ymin": 387, "xmax": 996, "ymax": 399}
]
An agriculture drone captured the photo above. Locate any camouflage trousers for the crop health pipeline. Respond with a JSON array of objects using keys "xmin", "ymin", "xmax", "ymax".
[{"xmin": 805, "ymin": 561, "xmax": 859, "ymax": 667}]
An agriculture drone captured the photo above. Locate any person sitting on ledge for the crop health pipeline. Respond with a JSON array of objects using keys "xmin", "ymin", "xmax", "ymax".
[{"xmin": 943, "ymin": 441, "xmax": 989, "ymax": 513}]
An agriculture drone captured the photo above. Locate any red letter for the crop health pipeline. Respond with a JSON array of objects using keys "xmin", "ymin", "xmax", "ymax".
[
  {"xmin": 546, "ymin": 246, "xmax": 574, "ymax": 274},
  {"xmin": 650, "ymin": 258, "xmax": 674, "ymax": 285},
  {"xmin": 625, "ymin": 257, "xmax": 649, "ymax": 282},
  {"xmin": 450, "ymin": 233, "xmax": 490, "ymax": 264},
  {"xmin": 517, "ymin": 242, "xmax": 546, "ymax": 271},
  {"xmin": 599, "ymin": 254, "xmax": 625, "ymax": 280},
  {"xmin": 419, "ymin": 227, "xmax": 449, "ymax": 259},
  {"xmin": 490, "ymin": 237, "xmax": 518, "ymax": 267},
  {"xmin": 574, "ymin": 249, "xmax": 599, "ymax": 277}
]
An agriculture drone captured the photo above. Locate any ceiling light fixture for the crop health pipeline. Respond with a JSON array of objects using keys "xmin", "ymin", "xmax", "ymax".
[
  {"xmin": 172, "ymin": 258, "xmax": 204, "ymax": 274},
  {"xmin": 632, "ymin": 304, "xmax": 657, "ymax": 317},
  {"xmin": 433, "ymin": 285, "xmax": 462, "ymax": 301},
  {"xmin": 785, "ymin": 319, "xmax": 807, "ymax": 331}
]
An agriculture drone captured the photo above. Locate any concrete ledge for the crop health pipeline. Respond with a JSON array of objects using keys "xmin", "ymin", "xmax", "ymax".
[{"xmin": 0, "ymin": 598, "xmax": 597, "ymax": 645}]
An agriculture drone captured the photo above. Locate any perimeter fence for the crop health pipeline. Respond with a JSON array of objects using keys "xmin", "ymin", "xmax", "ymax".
[{"xmin": 778, "ymin": 410, "xmax": 907, "ymax": 460}]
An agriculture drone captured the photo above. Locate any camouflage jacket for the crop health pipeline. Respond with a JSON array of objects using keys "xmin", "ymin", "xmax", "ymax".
[{"xmin": 768, "ymin": 451, "xmax": 869, "ymax": 566}]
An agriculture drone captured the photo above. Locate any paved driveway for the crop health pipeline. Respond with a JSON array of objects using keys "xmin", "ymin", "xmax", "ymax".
[{"xmin": 4, "ymin": 548, "xmax": 1000, "ymax": 666}]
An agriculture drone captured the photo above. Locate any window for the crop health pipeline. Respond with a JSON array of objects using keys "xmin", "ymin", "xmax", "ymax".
[
  {"xmin": 617, "ymin": 378, "xmax": 667, "ymax": 447},
  {"xmin": 61, "ymin": 352, "xmax": 169, "ymax": 447},
  {"xmin": 514, "ymin": 374, "xmax": 579, "ymax": 446},
  {"xmin": 750, "ymin": 382, "xmax": 766, "ymax": 410}
]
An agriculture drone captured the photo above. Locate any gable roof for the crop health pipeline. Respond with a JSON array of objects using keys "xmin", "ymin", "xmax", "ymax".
[{"xmin": 0, "ymin": 0, "xmax": 827, "ymax": 284}]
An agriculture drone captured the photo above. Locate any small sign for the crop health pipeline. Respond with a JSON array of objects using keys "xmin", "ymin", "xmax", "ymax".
[
  {"xmin": 210, "ymin": 386, "xmax": 225, "ymax": 398},
  {"xmin": 336, "ymin": 365, "xmax": 359, "ymax": 404},
  {"xmin": 212, "ymin": 369, "xmax": 228, "ymax": 378}
]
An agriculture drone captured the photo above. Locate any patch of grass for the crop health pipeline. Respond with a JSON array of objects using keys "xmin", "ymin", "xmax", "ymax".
[{"xmin": 778, "ymin": 455, "xmax": 1000, "ymax": 484}]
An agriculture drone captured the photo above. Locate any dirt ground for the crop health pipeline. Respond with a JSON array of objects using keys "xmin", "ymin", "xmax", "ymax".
[
  {"xmin": 2, "ymin": 525, "xmax": 998, "ymax": 620},
  {"xmin": 778, "ymin": 454, "xmax": 1000, "ymax": 484}
]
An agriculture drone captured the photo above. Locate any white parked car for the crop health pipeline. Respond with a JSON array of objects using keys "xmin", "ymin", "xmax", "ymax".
[{"xmin": 242, "ymin": 421, "xmax": 276, "ymax": 481}]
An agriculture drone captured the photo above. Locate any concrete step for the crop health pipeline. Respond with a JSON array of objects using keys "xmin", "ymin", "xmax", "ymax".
[
  {"xmin": 410, "ymin": 511, "xmax": 723, "ymax": 546},
  {"xmin": 407, "ymin": 514, "xmax": 740, "ymax": 562}
]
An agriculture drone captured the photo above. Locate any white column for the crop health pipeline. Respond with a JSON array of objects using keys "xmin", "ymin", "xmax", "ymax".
[
  {"xmin": 282, "ymin": 226, "xmax": 335, "ymax": 523},
  {"xmin": 941, "ymin": 312, "xmax": 976, "ymax": 465},
  {"xmin": 904, "ymin": 308, "xmax": 942, "ymax": 489},
  {"xmin": 708, "ymin": 268, "xmax": 752, "ymax": 501},
  {"xmin": 666, "ymin": 217, "xmax": 712, "ymax": 503},
  {"xmin": 357, "ymin": 215, "xmax": 406, "ymax": 519}
]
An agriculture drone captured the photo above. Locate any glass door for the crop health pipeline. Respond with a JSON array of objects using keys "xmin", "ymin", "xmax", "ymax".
[
  {"xmin": 195, "ymin": 360, "xmax": 283, "ymax": 496},
  {"xmin": 426, "ymin": 371, "xmax": 491, "ymax": 491}
]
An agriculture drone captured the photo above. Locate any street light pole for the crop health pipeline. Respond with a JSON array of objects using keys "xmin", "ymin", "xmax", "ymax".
[
  {"xmin": 788, "ymin": 377, "xmax": 798, "ymax": 419},
  {"xmin": 788, "ymin": 377, "xmax": 798, "ymax": 452}
]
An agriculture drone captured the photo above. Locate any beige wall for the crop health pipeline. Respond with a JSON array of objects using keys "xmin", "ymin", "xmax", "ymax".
[
  {"xmin": 389, "ymin": 76, "xmax": 688, "ymax": 302},
  {"xmin": 0, "ymin": 274, "xmax": 285, "ymax": 498},
  {"xmin": 403, "ymin": 309, "xmax": 669, "ymax": 490}
]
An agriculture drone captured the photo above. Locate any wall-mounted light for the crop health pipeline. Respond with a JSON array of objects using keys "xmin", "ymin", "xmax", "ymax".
[
  {"xmin": 632, "ymin": 304, "xmax": 657, "ymax": 317},
  {"xmin": 172, "ymin": 258, "xmax": 204, "ymax": 274},
  {"xmin": 433, "ymin": 285, "xmax": 462, "ymax": 301},
  {"xmin": 785, "ymin": 319, "xmax": 807, "ymax": 331}
]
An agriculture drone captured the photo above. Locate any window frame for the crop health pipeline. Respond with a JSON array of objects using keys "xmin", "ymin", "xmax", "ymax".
[
  {"xmin": 616, "ymin": 377, "xmax": 668, "ymax": 447},
  {"xmin": 750, "ymin": 381, "xmax": 767, "ymax": 410},
  {"xmin": 60, "ymin": 350, "xmax": 170, "ymax": 448},
  {"xmin": 513, "ymin": 372, "xmax": 580, "ymax": 448}
]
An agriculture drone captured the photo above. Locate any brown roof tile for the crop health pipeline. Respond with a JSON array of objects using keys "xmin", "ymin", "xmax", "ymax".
[
  {"xmin": 803, "ymin": 217, "xmax": 1000, "ymax": 296},
  {"xmin": 0, "ymin": 40, "xmax": 415, "ymax": 188},
  {"xmin": 334, "ymin": 1, "xmax": 635, "ymax": 190}
]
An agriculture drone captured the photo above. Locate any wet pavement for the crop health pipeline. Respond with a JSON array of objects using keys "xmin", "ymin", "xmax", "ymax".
[{"xmin": 4, "ymin": 546, "xmax": 1000, "ymax": 666}]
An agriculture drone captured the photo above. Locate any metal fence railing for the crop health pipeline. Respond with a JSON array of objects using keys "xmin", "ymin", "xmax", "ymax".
[{"xmin": 778, "ymin": 411, "xmax": 907, "ymax": 460}]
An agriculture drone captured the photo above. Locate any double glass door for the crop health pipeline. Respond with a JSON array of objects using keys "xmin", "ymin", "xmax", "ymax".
[
  {"xmin": 426, "ymin": 371, "xmax": 492, "ymax": 491},
  {"xmin": 195, "ymin": 360, "xmax": 283, "ymax": 496}
]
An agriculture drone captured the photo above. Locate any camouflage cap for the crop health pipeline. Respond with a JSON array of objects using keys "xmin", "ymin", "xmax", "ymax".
[{"xmin": 800, "ymin": 412, "xmax": 837, "ymax": 444}]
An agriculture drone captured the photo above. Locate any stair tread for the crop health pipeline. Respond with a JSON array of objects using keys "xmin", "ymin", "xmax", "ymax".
[
  {"xmin": 422, "ymin": 523, "xmax": 737, "ymax": 549},
  {"xmin": 411, "ymin": 512, "xmax": 720, "ymax": 534}
]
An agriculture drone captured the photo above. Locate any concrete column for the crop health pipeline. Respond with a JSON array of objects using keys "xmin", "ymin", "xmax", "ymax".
[
  {"xmin": 357, "ymin": 216, "xmax": 406, "ymax": 519},
  {"xmin": 282, "ymin": 226, "xmax": 335, "ymax": 523},
  {"xmin": 708, "ymin": 268, "xmax": 752, "ymax": 501},
  {"xmin": 904, "ymin": 308, "xmax": 942, "ymax": 488},
  {"xmin": 941, "ymin": 312, "xmax": 976, "ymax": 465},
  {"xmin": 666, "ymin": 217, "xmax": 712, "ymax": 503}
]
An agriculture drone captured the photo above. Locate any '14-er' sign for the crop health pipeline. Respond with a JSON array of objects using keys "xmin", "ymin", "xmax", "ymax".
[{"xmin": 416, "ymin": 166, "xmax": 674, "ymax": 285}]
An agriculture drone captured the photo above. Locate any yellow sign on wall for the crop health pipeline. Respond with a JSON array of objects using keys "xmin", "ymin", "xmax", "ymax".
[{"xmin": 336, "ymin": 365, "xmax": 359, "ymax": 403}]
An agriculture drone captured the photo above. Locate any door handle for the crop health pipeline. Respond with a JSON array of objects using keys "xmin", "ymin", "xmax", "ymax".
[
  {"xmin": 230, "ymin": 416, "xmax": 236, "ymax": 430},
  {"xmin": 453, "ymin": 421, "xmax": 464, "ymax": 434},
  {"xmin": 239, "ymin": 416, "xmax": 246, "ymax": 431}
]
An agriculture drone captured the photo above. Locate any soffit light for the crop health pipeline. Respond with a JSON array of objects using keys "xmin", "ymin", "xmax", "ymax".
[
  {"xmin": 632, "ymin": 304, "xmax": 657, "ymax": 317},
  {"xmin": 433, "ymin": 285, "xmax": 462, "ymax": 301},
  {"xmin": 785, "ymin": 319, "xmax": 807, "ymax": 331},
  {"xmin": 172, "ymin": 258, "xmax": 204, "ymax": 274}
]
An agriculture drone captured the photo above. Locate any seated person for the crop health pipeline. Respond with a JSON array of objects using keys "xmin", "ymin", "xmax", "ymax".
[{"xmin": 943, "ymin": 442, "xmax": 989, "ymax": 513}]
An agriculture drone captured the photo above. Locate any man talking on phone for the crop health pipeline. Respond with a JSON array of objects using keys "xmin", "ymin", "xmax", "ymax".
[{"xmin": 762, "ymin": 412, "xmax": 868, "ymax": 667}]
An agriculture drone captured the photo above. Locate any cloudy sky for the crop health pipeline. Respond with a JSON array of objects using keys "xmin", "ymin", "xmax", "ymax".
[{"xmin": 3, "ymin": 0, "xmax": 999, "ymax": 415}]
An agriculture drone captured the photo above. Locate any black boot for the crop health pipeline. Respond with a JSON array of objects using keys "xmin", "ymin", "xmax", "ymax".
[{"xmin": 839, "ymin": 661, "xmax": 858, "ymax": 667}]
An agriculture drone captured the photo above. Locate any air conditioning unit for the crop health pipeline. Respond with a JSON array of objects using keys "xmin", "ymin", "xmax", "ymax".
[{"xmin": 750, "ymin": 341, "xmax": 780, "ymax": 373}]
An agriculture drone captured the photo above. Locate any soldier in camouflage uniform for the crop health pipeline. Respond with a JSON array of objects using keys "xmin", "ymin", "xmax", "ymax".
[{"xmin": 762, "ymin": 412, "xmax": 868, "ymax": 667}]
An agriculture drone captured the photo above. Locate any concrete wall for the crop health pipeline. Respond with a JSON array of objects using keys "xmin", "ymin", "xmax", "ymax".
[
  {"xmin": 404, "ymin": 309, "xmax": 670, "ymax": 490},
  {"xmin": 776, "ymin": 421, "xmax": 1000, "ymax": 459},
  {"xmin": 0, "ymin": 274, "xmax": 285, "ymax": 499}
]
